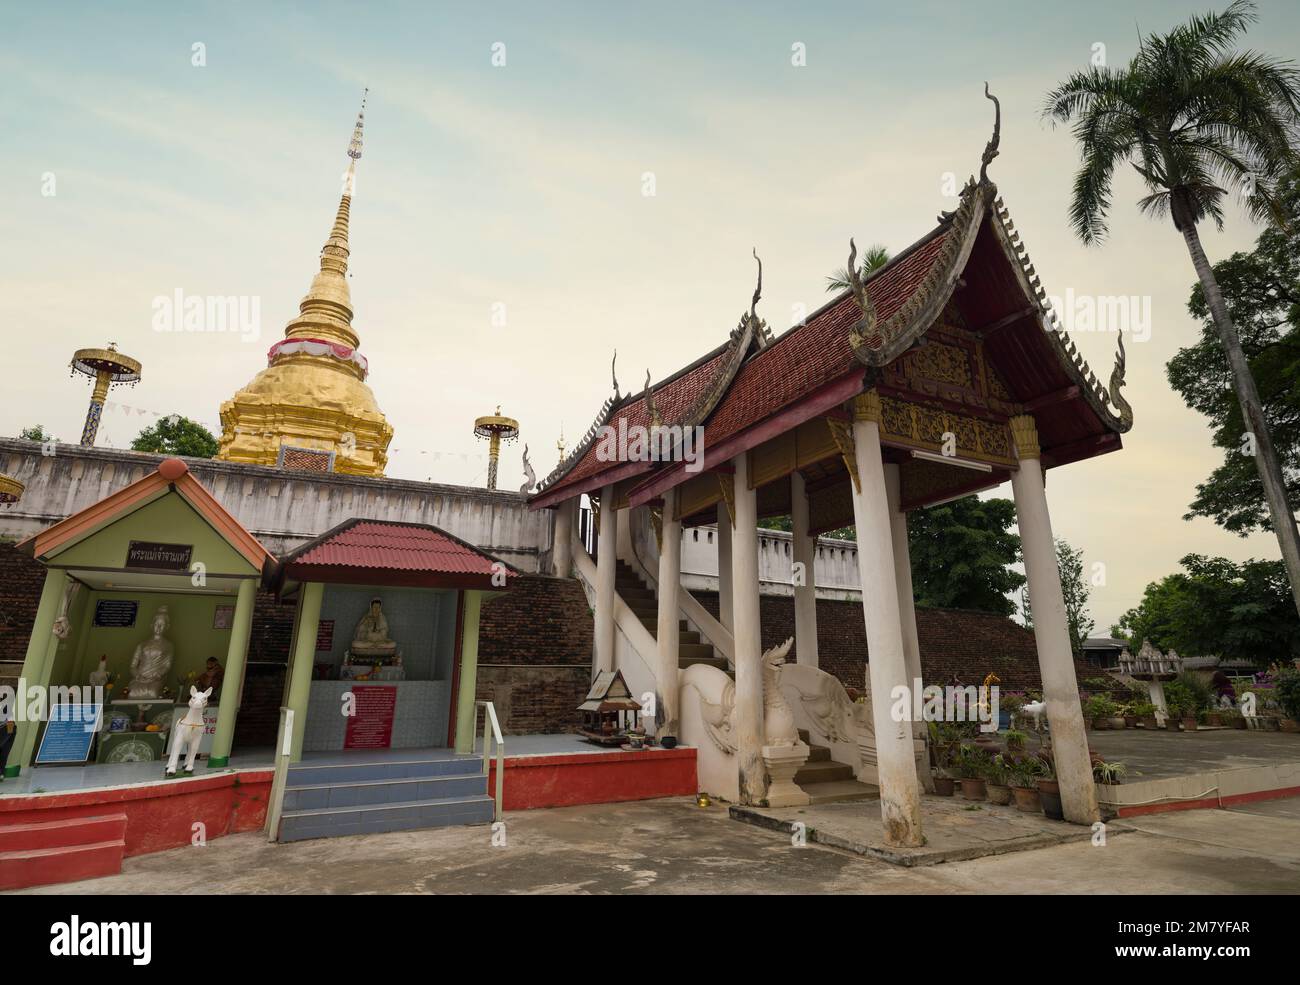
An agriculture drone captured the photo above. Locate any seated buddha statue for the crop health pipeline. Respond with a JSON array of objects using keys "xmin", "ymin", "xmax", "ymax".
[
  {"xmin": 350, "ymin": 598, "xmax": 397, "ymax": 660},
  {"xmin": 127, "ymin": 605, "xmax": 175, "ymax": 700}
]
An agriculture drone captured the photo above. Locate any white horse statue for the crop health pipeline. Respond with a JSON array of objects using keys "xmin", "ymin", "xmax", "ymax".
[{"xmin": 166, "ymin": 686, "xmax": 212, "ymax": 777}]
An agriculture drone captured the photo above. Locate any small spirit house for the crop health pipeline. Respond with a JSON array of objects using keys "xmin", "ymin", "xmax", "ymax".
[{"xmin": 578, "ymin": 670, "xmax": 642, "ymax": 746}]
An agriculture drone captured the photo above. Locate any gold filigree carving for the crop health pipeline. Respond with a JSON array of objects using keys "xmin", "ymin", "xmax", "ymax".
[
  {"xmin": 1009, "ymin": 415, "xmax": 1040, "ymax": 460},
  {"xmin": 826, "ymin": 418, "xmax": 860, "ymax": 493},
  {"xmin": 717, "ymin": 472, "xmax": 735, "ymax": 527}
]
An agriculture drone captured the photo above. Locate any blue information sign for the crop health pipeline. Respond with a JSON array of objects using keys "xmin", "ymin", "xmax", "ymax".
[{"xmin": 35, "ymin": 703, "xmax": 102, "ymax": 765}]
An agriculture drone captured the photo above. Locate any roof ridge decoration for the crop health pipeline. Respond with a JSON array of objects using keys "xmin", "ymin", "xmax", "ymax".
[
  {"xmin": 989, "ymin": 194, "xmax": 1133, "ymax": 432},
  {"xmin": 840, "ymin": 83, "xmax": 1133, "ymax": 436},
  {"xmin": 534, "ymin": 250, "xmax": 771, "ymax": 498},
  {"xmin": 846, "ymin": 86, "xmax": 1001, "ymax": 368},
  {"xmin": 643, "ymin": 370, "xmax": 663, "ymax": 428},
  {"xmin": 672, "ymin": 249, "xmax": 770, "ymax": 431}
]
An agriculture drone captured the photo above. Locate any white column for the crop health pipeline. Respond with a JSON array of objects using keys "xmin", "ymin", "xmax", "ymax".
[
  {"xmin": 594, "ymin": 483, "xmax": 618, "ymax": 675},
  {"xmin": 730, "ymin": 456, "xmax": 767, "ymax": 805},
  {"xmin": 791, "ymin": 470, "xmax": 819, "ymax": 668},
  {"xmin": 1009, "ymin": 415, "xmax": 1099, "ymax": 824},
  {"xmin": 553, "ymin": 500, "xmax": 573, "ymax": 577},
  {"xmin": 884, "ymin": 464, "xmax": 922, "ymax": 690},
  {"xmin": 885, "ymin": 462, "xmax": 931, "ymax": 791},
  {"xmin": 716, "ymin": 502, "xmax": 733, "ymax": 632},
  {"xmin": 850, "ymin": 393, "xmax": 923, "ymax": 847},
  {"xmin": 656, "ymin": 488, "xmax": 682, "ymax": 738}
]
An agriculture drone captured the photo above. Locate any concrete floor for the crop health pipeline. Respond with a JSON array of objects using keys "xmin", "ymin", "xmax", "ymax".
[
  {"xmin": 17, "ymin": 795, "xmax": 1300, "ymax": 895},
  {"xmin": 1086, "ymin": 728, "xmax": 1300, "ymax": 780}
]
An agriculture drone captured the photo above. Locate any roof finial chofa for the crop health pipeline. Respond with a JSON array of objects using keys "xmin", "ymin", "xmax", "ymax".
[
  {"xmin": 349, "ymin": 88, "xmax": 367, "ymax": 162},
  {"xmin": 979, "ymin": 82, "xmax": 1001, "ymax": 185}
]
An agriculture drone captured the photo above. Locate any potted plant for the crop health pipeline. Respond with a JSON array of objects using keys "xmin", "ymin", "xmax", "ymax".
[
  {"xmin": 1275, "ymin": 669, "xmax": 1300, "ymax": 733},
  {"xmin": 928, "ymin": 722, "xmax": 957, "ymax": 796},
  {"xmin": 984, "ymin": 754, "xmax": 1014, "ymax": 806},
  {"xmin": 1003, "ymin": 728, "xmax": 1028, "ymax": 752},
  {"xmin": 1121, "ymin": 703, "xmax": 1137, "ymax": 729},
  {"xmin": 1084, "ymin": 693, "xmax": 1116, "ymax": 730},
  {"xmin": 1130, "ymin": 699, "xmax": 1158, "ymax": 729},
  {"xmin": 955, "ymin": 744, "xmax": 989, "ymax": 801},
  {"xmin": 1093, "ymin": 759, "xmax": 1128, "ymax": 785},
  {"xmin": 1007, "ymin": 756, "xmax": 1043, "ymax": 813},
  {"xmin": 1036, "ymin": 755, "xmax": 1064, "ymax": 820}
]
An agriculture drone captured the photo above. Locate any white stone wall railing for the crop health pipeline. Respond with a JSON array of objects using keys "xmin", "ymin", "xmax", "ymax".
[
  {"xmin": 679, "ymin": 524, "xmax": 862, "ymax": 601},
  {"xmin": 0, "ymin": 439, "xmax": 553, "ymax": 572}
]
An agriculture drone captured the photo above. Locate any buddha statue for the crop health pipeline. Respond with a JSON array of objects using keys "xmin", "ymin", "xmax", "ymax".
[
  {"xmin": 350, "ymin": 597, "xmax": 397, "ymax": 660},
  {"xmin": 127, "ymin": 606, "xmax": 175, "ymax": 700}
]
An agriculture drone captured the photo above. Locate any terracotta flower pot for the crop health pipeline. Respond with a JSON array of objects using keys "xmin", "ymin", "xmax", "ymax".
[
  {"xmin": 1108, "ymin": 716, "xmax": 1127, "ymax": 730},
  {"xmin": 933, "ymin": 776, "xmax": 956, "ymax": 796},
  {"xmin": 959, "ymin": 778, "xmax": 987, "ymax": 801},
  {"xmin": 1123, "ymin": 715, "xmax": 1137, "ymax": 728},
  {"xmin": 1181, "ymin": 717, "xmax": 1198, "ymax": 732},
  {"xmin": 986, "ymin": 783, "xmax": 1013, "ymax": 806},
  {"xmin": 1037, "ymin": 778, "xmax": 1064, "ymax": 820},
  {"xmin": 1231, "ymin": 717, "xmax": 1247, "ymax": 730},
  {"xmin": 1280, "ymin": 719, "xmax": 1300, "ymax": 734},
  {"xmin": 1142, "ymin": 716, "xmax": 1159, "ymax": 729},
  {"xmin": 1092, "ymin": 717, "xmax": 1109, "ymax": 730},
  {"xmin": 1011, "ymin": 786, "xmax": 1041, "ymax": 813}
]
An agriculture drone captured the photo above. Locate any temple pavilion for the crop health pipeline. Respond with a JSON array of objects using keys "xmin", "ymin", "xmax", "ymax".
[{"xmin": 529, "ymin": 92, "xmax": 1133, "ymax": 846}]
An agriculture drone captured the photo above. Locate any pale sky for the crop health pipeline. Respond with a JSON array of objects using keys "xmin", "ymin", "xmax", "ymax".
[{"xmin": 2, "ymin": 1, "xmax": 1295, "ymax": 630}]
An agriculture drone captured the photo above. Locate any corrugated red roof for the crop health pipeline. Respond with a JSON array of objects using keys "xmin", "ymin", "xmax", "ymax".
[
  {"xmin": 702, "ymin": 229, "xmax": 950, "ymax": 448},
  {"xmin": 289, "ymin": 520, "xmax": 511, "ymax": 578}
]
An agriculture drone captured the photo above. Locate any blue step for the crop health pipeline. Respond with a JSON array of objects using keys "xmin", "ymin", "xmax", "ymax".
[
  {"xmin": 286, "ymin": 755, "xmax": 484, "ymax": 787},
  {"xmin": 279, "ymin": 794, "xmax": 495, "ymax": 843},
  {"xmin": 283, "ymin": 772, "xmax": 487, "ymax": 811}
]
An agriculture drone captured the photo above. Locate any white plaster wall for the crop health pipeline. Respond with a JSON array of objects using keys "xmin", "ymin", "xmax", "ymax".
[{"xmin": 0, "ymin": 439, "xmax": 552, "ymax": 572}]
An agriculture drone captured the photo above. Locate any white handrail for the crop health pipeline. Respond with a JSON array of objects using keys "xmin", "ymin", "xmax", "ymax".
[
  {"xmin": 264, "ymin": 705, "xmax": 295, "ymax": 842},
  {"xmin": 477, "ymin": 700, "xmax": 505, "ymax": 821}
]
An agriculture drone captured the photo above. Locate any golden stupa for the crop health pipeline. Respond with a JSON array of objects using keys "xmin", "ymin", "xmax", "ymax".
[{"xmin": 217, "ymin": 92, "xmax": 394, "ymax": 476}]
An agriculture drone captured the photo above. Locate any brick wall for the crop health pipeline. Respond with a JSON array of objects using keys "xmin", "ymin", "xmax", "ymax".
[
  {"xmin": 691, "ymin": 590, "xmax": 1096, "ymax": 696},
  {"xmin": 0, "ymin": 544, "xmax": 47, "ymax": 664},
  {"xmin": 476, "ymin": 574, "xmax": 593, "ymax": 734}
]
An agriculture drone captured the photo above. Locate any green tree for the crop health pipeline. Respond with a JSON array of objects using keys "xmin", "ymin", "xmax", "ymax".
[
  {"xmin": 1167, "ymin": 166, "xmax": 1300, "ymax": 534},
  {"xmin": 906, "ymin": 496, "xmax": 1024, "ymax": 616},
  {"xmin": 1021, "ymin": 538, "xmax": 1095, "ymax": 657},
  {"xmin": 1044, "ymin": 0, "xmax": 1300, "ymax": 615},
  {"xmin": 131, "ymin": 415, "xmax": 219, "ymax": 458},
  {"xmin": 825, "ymin": 243, "xmax": 890, "ymax": 293},
  {"xmin": 1115, "ymin": 554, "xmax": 1298, "ymax": 664},
  {"xmin": 18, "ymin": 425, "xmax": 55, "ymax": 442}
]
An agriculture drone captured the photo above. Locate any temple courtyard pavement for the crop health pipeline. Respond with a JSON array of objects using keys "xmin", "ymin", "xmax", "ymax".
[{"xmin": 16, "ymin": 794, "xmax": 1300, "ymax": 895}]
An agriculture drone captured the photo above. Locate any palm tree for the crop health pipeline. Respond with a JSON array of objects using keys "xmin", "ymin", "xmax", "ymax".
[
  {"xmin": 1044, "ymin": 0, "xmax": 1300, "ymax": 616},
  {"xmin": 826, "ymin": 243, "xmax": 889, "ymax": 292}
]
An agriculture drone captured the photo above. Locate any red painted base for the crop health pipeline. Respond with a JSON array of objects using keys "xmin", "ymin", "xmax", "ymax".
[
  {"xmin": 488, "ymin": 748, "xmax": 697, "ymax": 811},
  {"xmin": 1115, "ymin": 784, "xmax": 1300, "ymax": 818},
  {"xmin": 0, "ymin": 814, "xmax": 127, "ymax": 891},
  {"xmin": 0, "ymin": 768, "xmax": 273, "ymax": 890}
]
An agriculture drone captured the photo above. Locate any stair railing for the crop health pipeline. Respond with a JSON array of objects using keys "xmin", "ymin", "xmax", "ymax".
[
  {"xmin": 264, "ymin": 705, "xmax": 295, "ymax": 843},
  {"xmin": 477, "ymin": 700, "xmax": 505, "ymax": 821}
]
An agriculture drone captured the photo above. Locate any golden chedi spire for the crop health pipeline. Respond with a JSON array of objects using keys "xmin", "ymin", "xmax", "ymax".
[{"xmin": 217, "ymin": 91, "xmax": 394, "ymax": 476}]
